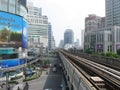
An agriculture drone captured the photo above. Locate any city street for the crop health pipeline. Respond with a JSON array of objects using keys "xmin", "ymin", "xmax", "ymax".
[{"xmin": 28, "ymin": 57, "xmax": 63, "ymax": 90}]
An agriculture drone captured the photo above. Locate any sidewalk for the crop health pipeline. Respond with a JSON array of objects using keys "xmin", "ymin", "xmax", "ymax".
[
  {"xmin": 0, "ymin": 84, "xmax": 14, "ymax": 90},
  {"xmin": 12, "ymin": 70, "xmax": 41, "ymax": 90},
  {"xmin": 12, "ymin": 83, "xmax": 24, "ymax": 90}
]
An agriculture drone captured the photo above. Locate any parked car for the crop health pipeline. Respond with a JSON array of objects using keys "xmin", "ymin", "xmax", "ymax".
[
  {"xmin": 52, "ymin": 67, "xmax": 56, "ymax": 72},
  {"xmin": 41, "ymin": 65, "xmax": 49, "ymax": 68}
]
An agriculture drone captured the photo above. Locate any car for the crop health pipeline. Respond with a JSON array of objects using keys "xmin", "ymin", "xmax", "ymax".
[
  {"xmin": 42, "ymin": 65, "xmax": 49, "ymax": 68},
  {"xmin": 52, "ymin": 67, "xmax": 56, "ymax": 72},
  {"xmin": 25, "ymin": 69, "xmax": 33, "ymax": 76}
]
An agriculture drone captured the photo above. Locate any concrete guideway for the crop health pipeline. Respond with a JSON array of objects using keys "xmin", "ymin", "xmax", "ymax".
[
  {"xmin": 59, "ymin": 52, "xmax": 96, "ymax": 90},
  {"xmin": 59, "ymin": 50, "xmax": 120, "ymax": 90}
]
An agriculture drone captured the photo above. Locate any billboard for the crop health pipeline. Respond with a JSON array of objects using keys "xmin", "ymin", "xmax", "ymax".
[
  {"xmin": 0, "ymin": 48, "xmax": 14, "ymax": 54},
  {"xmin": 0, "ymin": 59, "xmax": 26, "ymax": 68},
  {"xmin": 22, "ymin": 19, "xmax": 28, "ymax": 48},
  {"xmin": 0, "ymin": 11, "xmax": 28, "ymax": 48},
  {"xmin": 116, "ymin": 44, "xmax": 120, "ymax": 50},
  {"xmin": 0, "ymin": 11, "xmax": 23, "ymax": 47},
  {"xmin": 97, "ymin": 44, "xmax": 103, "ymax": 49},
  {"xmin": 0, "ymin": 11, "xmax": 28, "ymax": 69}
]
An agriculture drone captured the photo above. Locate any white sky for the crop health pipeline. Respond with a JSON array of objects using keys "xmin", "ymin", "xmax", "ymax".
[{"xmin": 31, "ymin": 0, "xmax": 105, "ymax": 46}]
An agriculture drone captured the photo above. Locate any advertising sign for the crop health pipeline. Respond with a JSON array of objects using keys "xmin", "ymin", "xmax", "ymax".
[
  {"xmin": 116, "ymin": 44, "xmax": 120, "ymax": 50},
  {"xmin": 0, "ymin": 11, "xmax": 22, "ymax": 47},
  {"xmin": 0, "ymin": 48, "xmax": 14, "ymax": 54},
  {"xmin": 0, "ymin": 59, "xmax": 26, "ymax": 68},
  {"xmin": 22, "ymin": 19, "xmax": 28, "ymax": 48},
  {"xmin": 0, "ymin": 11, "xmax": 28, "ymax": 69},
  {"xmin": 97, "ymin": 44, "xmax": 103, "ymax": 49},
  {"xmin": 20, "ymin": 58, "xmax": 26, "ymax": 65}
]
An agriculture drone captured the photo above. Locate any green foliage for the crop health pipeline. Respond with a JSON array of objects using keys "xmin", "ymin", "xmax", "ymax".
[
  {"xmin": 23, "ymin": 71, "xmax": 42, "ymax": 82},
  {"xmin": 106, "ymin": 52, "xmax": 113, "ymax": 57},
  {"xmin": 0, "ymin": 28, "xmax": 22, "ymax": 42},
  {"xmin": 85, "ymin": 48, "xmax": 92, "ymax": 54},
  {"xmin": 43, "ymin": 60, "xmax": 50, "ymax": 65},
  {"xmin": 117, "ymin": 49, "xmax": 120, "ymax": 55},
  {"xmin": 10, "ymin": 32, "xmax": 22, "ymax": 41},
  {"xmin": 103, "ymin": 52, "xmax": 119, "ymax": 58},
  {"xmin": 0, "ymin": 28, "xmax": 10, "ymax": 41},
  {"xmin": 8, "ymin": 80, "xmax": 18, "ymax": 84},
  {"xmin": 112, "ymin": 53, "xmax": 119, "ymax": 58},
  {"xmin": 100, "ymin": 52, "xmax": 105, "ymax": 56}
]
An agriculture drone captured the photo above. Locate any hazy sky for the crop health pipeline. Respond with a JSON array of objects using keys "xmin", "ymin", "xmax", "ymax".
[{"xmin": 31, "ymin": 0, "xmax": 105, "ymax": 46}]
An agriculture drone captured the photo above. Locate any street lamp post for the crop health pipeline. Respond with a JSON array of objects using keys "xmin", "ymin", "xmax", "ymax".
[
  {"xmin": 0, "ymin": 67, "xmax": 3, "ymax": 86},
  {"xmin": 0, "ymin": 62, "xmax": 11, "ymax": 90},
  {"xmin": 5, "ymin": 65, "xmax": 9, "ymax": 90},
  {"xmin": 6, "ymin": 72, "xmax": 9, "ymax": 89},
  {"xmin": 22, "ymin": 49, "xmax": 28, "ymax": 80},
  {"xmin": 24, "ymin": 57, "xmax": 27, "ymax": 80}
]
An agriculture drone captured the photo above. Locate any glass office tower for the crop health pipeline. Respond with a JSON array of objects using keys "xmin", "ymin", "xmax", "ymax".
[{"xmin": 105, "ymin": 0, "xmax": 120, "ymax": 26}]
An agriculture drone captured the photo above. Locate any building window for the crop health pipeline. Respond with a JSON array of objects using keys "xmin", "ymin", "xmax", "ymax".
[
  {"xmin": 107, "ymin": 46, "xmax": 109, "ymax": 52},
  {"xmin": 9, "ymin": 0, "xmax": 15, "ymax": 13},
  {"xmin": 110, "ymin": 45, "xmax": 112, "ymax": 52},
  {"xmin": 102, "ymin": 34, "xmax": 104, "ymax": 42},
  {"xmin": 1, "ymin": 0, "xmax": 8, "ymax": 11},
  {"xmin": 108, "ymin": 34, "xmax": 109, "ymax": 42}
]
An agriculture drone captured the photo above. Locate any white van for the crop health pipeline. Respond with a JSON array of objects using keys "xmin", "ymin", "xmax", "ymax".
[{"xmin": 52, "ymin": 67, "xmax": 56, "ymax": 72}]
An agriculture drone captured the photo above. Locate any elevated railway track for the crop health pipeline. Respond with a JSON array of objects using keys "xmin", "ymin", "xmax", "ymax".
[
  {"xmin": 59, "ymin": 50, "xmax": 120, "ymax": 90},
  {"xmin": 70, "ymin": 51, "xmax": 120, "ymax": 71}
]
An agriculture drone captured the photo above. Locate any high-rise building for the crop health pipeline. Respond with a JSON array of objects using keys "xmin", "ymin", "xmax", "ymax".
[
  {"xmin": 51, "ymin": 36, "xmax": 56, "ymax": 50},
  {"xmin": 18, "ymin": 0, "xmax": 27, "ymax": 7},
  {"xmin": 105, "ymin": 0, "xmax": 120, "ymax": 26},
  {"xmin": 48, "ymin": 23, "xmax": 52, "ymax": 51},
  {"xmin": 0, "ymin": 0, "xmax": 28, "ymax": 73},
  {"xmin": 59, "ymin": 40, "xmax": 64, "ymax": 48},
  {"xmin": 81, "ymin": 30, "xmax": 85, "ymax": 49},
  {"xmin": 27, "ymin": 2, "xmax": 42, "ymax": 16},
  {"xmin": 0, "ymin": 0, "xmax": 27, "ymax": 18},
  {"xmin": 84, "ymin": 0, "xmax": 120, "ymax": 53},
  {"xmin": 74, "ymin": 39, "xmax": 80, "ymax": 49},
  {"xmin": 85, "ymin": 14, "xmax": 106, "ymax": 32},
  {"xmin": 26, "ymin": 3, "xmax": 48, "ymax": 48},
  {"xmin": 64, "ymin": 29, "xmax": 74, "ymax": 45},
  {"xmin": 84, "ymin": 26, "xmax": 120, "ymax": 53}
]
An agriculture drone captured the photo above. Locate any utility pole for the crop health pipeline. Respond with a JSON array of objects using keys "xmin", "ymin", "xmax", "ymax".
[{"xmin": 5, "ymin": 65, "xmax": 9, "ymax": 90}]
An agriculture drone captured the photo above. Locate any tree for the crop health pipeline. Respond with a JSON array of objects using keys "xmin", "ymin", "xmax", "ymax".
[
  {"xmin": 0, "ymin": 28, "xmax": 10, "ymax": 42},
  {"xmin": 117, "ymin": 49, "xmax": 120, "ymax": 55},
  {"xmin": 106, "ymin": 52, "xmax": 119, "ymax": 58},
  {"xmin": 85, "ymin": 48, "xmax": 92, "ymax": 54}
]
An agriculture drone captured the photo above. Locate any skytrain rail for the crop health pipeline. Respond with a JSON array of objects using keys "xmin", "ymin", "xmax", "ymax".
[
  {"xmin": 69, "ymin": 50, "xmax": 120, "ymax": 71},
  {"xmin": 59, "ymin": 50, "xmax": 120, "ymax": 90}
]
